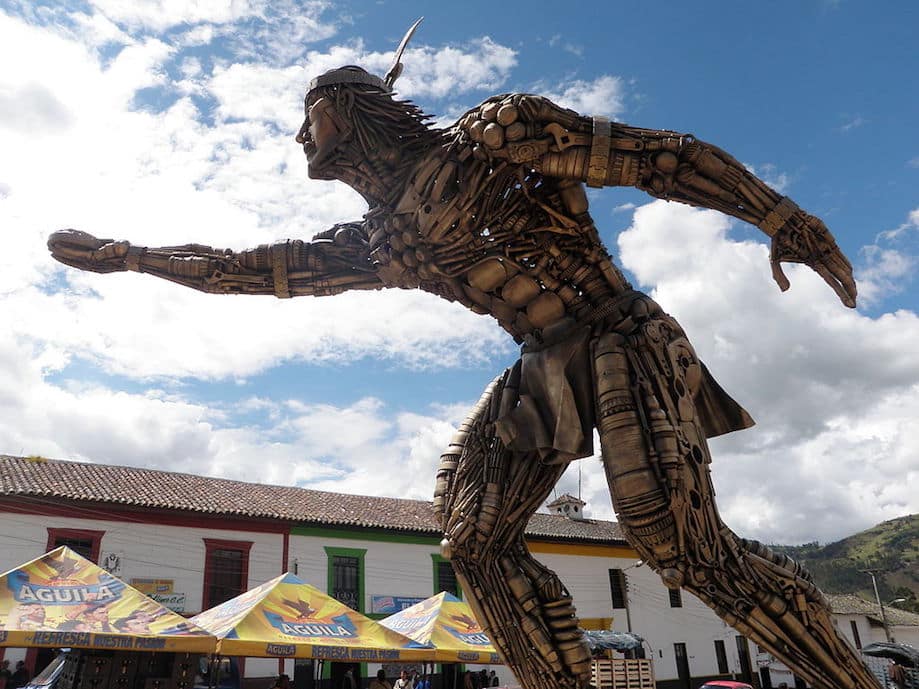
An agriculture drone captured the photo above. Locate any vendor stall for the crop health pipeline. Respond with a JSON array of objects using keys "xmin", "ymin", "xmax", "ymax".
[
  {"xmin": 0, "ymin": 546, "xmax": 216, "ymax": 654},
  {"xmin": 190, "ymin": 573, "xmax": 429, "ymax": 662},
  {"xmin": 379, "ymin": 592, "xmax": 500, "ymax": 664}
]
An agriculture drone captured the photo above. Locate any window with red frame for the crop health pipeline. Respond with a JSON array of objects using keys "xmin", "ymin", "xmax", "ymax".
[
  {"xmin": 203, "ymin": 539, "xmax": 252, "ymax": 609},
  {"xmin": 46, "ymin": 528, "xmax": 104, "ymax": 562}
]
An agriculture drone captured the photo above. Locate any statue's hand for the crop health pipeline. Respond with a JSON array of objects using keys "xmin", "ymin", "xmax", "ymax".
[
  {"xmin": 769, "ymin": 213, "xmax": 857, "ymax": 308},
  {"xmin": 48, "ymin": 229, "xmax": 135, "ymax": 273}
]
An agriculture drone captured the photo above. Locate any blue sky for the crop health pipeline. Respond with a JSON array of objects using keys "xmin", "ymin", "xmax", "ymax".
[{"xmin": 0, "ymin": 0, "xmax": 917, "ymax": 544}]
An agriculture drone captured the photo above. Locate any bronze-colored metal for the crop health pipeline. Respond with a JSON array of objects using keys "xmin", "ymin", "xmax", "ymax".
[{"xmin": 48, "ymin": 35, "xmax": 872, "ymax": 689}]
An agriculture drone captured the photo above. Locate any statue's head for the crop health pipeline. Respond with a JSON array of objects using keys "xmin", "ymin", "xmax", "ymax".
[
  {"xmin": 296, "ymin": 65, "xmax": 388, "ymax": 179},
  {"xmin": 295, "ymin": 20, "xmax": 438, "ymax": 204}
]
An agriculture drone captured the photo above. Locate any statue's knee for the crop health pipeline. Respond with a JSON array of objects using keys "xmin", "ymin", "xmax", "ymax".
[{"xmin": 440, "ymin": 514, "xmax": 479, "ymax": 564}]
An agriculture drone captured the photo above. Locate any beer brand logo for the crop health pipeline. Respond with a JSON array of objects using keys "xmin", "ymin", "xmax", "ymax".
[
  {"xmin": 266, "ymin": 644, "xmax": 296, "ymax": 656},
  {"xmin": 15, "ymin": 583, "xmax": 119, "ymax": 604},
  {"xmin": 448, "ymin": 629, "xmax": 492, "ymax": 646},
  {"xmin": 264, "ymin": 611, "xmax": 357, "ymax": 639}
]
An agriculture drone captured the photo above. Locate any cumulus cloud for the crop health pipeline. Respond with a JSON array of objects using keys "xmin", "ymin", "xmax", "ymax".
[
  {"xmin": 544, "ymin": 75, "xmax": 626, "ymax": 119},
  {"xmin": 0, "ymin": 327, "xmax": 463, "ymax": 498},
  {"xmin": 857, "ymin": 208, "xmax": 919, "ymax": 304},
  {"xmin": 0, "ymin": 5, "xmax": 915, "ymax": 551},
  {"xmin": 87, "ymin": 0, "xmax": 262, "ymax": 32},
  {"xmin": 556, "ymin": 201, "xmax": 919, "ymax": 544}
]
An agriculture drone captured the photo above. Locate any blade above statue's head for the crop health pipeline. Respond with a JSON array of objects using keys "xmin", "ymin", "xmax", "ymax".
[
  {"xmin": 305, "ymin": 17, "xmax": 423, "ymax": 101},
  {"xmin": 384, "ymin": 17, "xmax": 423, "ymax": 89}
]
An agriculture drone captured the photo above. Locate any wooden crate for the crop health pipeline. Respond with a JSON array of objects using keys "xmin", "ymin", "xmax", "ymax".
[{"xmin": 591, "ymin": 659, "xmax": 655, "ymax": 689}]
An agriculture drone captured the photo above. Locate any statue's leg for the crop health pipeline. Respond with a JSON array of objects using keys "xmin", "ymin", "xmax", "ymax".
[
  {"xmin": 593, "ymin": 328, "xmax": 881, "ymax": 689},
  {"xmin": 434, "ymin": 368, "xmax": 592, "ymax": 689}
]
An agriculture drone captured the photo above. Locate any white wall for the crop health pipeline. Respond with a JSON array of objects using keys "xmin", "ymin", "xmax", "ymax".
[
  {"xmin": 7, "ymin": 509, "xmax": 906, "ymax": 687},
  {"xmin": 0, "ymin": 510, "xmax": 286, "ymax": 677},
  {"xmin": 535, "ymin": 551, "xmax": 742, "ymax": 683},
  {"xmin": 284, "ymin": 533, "xmax": 749, "ymax": 685}
]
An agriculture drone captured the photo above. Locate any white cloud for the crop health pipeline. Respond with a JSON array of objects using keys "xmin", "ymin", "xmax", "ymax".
[
  {"xmin": 0, "ymin": 327, "xmax": 460, "ymax": 496},
  {"xmin": 857, "ymin": 208, "xmax": 919, "ymax": 304},
  {"xmin": 87, "ymin": 0, "xmax": 261, "ymax": 32},
  {"xmin": 603, "ymin": 200, "xmax": 917, "ymax": 543},
  {"xmin": 837, "ymin": 114, "xmax": 866, "ymax": 133},
  {"xmin": 0, "ymin": 8, "xmax": 915, "ymax": 551},
  {"xmin": 395, "ymin": 38, "xmax": 518, "ymax": 100},
  {"xmin": 0, "ymin": 13, "xmax": 510, "ymax": 384},
  {"xmin": 543, "ymin": 75, "xmax": 626, "ymax": 119},
  {"xmin": 743, "ymin": 162, "xmax": 791, "ymax": 194},
  {"xmin": 547, "ymin": 34, "xmax": 583, "ymax": 57}
]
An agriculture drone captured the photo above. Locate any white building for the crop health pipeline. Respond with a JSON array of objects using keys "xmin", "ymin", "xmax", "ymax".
[
  {"xmin": 0, "ymin": 455, "xmax": 871, "ymax": 689},
  {"xmin": 754, "ymin": 593, "xmax": 919, "ymax": 688}
]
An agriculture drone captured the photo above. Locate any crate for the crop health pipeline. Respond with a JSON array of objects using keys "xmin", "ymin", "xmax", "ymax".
[{"xmin": 590, "ymin": 659, "xmax": 655, "ymax": 689}]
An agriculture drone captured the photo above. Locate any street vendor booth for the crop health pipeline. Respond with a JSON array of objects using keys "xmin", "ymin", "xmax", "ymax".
[
  {"xmin": 0, "ymin": 546, "xmax": 217, "ymax": 689},
  {"xmin": 0, "ymin": 546, "xmax": 216, "ymax": 652},
  {"xmin": 379, "ymin": 592, "xmax": 500, "ymax": 665},
  {"xmin": 191, "ymin": 572, "xmax": 431, "ymax": 689},
  {"xmin": 380, "ymin": 593, "xmax": 500, "ymax": 689},
  {"xmin": 190, "ymin": 573, "xmax": 429, "ymax": 661}
]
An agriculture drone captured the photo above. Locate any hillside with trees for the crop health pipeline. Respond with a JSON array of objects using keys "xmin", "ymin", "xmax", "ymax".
[{"xmin": 771, "ymin": 514, "xmax": 918, "ymax": 613}]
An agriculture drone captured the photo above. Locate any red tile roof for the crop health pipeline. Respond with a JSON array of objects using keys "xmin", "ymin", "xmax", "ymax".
[{"xmin": 0, "ymin": 455, "xmax": 625, "ymax": 544}]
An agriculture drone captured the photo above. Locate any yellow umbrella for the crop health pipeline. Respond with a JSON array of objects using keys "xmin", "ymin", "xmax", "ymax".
[
  {"xmin": 0, "ymin": 546, "xmax": 216, "ymax": 653},
  {"xmin": 191, "ymin": 573, "xmax": 431, "ymax": 661},
  {"xmin": 379, "ymin": 592, "xmax": 501, "ymax": 664}
]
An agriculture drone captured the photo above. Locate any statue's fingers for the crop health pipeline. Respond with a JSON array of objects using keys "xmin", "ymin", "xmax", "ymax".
[
  {"xmin": 770, "ymin": 256, "xmax": 791, "ymax": 292},
  {"xmin": 92, "ymin": 241, "xmax": 130, "ymax": 262},
  {"xmin": 49, "ymin": 243, "xmax": 96, "ymax": 263},
  {"xmin": 825, "ymin": 252, "xmax": 857, "ymax": 303},
  {"xmin": 814, "ymin": 262, "xmax": 857, "ymax": 308},
  {"xmin": 48, "ymin": 229, "xmax": 108, "ymax": 251}
]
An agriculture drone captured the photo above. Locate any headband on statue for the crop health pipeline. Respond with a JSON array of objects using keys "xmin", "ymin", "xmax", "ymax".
[{"xmin": 307, "ymin": 17, "xmax": 423, "ymax": 95}]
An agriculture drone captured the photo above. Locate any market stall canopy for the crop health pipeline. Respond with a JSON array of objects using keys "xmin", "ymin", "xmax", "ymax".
[
  {"xmin": 0, "ymin": 546, "xmax": 216, "ymax": 653},
  {"xmin": 379, "ymin": 592, "xmax": 501, "ymax": 664},
  {"xmin": 860, "ymin": 642, "xmax": 919, "ymax": 668},
  {"xmin": 190, "ymin": 573, "xmax": 430, "ymax": 661},
  {"xmin": 583, "ymin": 630, "xmax": 644, "ymax": 653}
]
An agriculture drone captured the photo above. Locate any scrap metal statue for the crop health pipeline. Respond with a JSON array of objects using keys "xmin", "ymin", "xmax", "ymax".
[{"xmin": 49, "ymin": 21, "xmax": 877, "ymax": 689}]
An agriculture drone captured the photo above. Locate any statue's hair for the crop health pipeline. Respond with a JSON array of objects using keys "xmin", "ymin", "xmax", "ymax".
[{"xmin": 310, "ymin": 83, "xmax": 443, "ymax": 165}]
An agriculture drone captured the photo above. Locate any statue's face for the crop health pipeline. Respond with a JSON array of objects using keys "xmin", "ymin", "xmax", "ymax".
[{"xmin": 297, "ymin": 95, "xmax": 346, "ymax": 181}]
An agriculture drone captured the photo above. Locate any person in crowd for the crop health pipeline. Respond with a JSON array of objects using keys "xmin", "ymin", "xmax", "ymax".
[
  {"xmin": 9, "ymin": 662, "xmax": 29, "ymax": 689},
  {"xmin": 0, "ymin": 660, "xmax": 12, "ymax": 684},
  {"xmin": 889, "ymin": 661, "xmax": 908, "ymax": 689},
  {"xmin": 488, "ymin": 671, "xmax": 498, "ymax": 688},
  {"xmin": 272, "ymin": 674, "xmax": 291, "ymax": 689},
  {"xmin": 369, "ymin": 669, "xmax": 391, "ymax": 689},
  {"xmin": 462, "ymin": 671, "xmax": 474, "ymax": 689},
  {"xmin": 343, "ymin": 668, "xmax": 357, "ymax": 689},
  {"xmin": 394, "ymin": 669, "xmax": 412, "ymax": 689}
]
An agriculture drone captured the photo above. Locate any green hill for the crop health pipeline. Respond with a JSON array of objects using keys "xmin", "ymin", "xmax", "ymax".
[{"xmin": 770, "ymin": 514, "xmax": 919, "ymax": 613}]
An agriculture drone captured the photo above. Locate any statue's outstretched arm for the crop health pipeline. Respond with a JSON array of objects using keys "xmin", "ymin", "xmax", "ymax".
[
  {"xmin": 47, "ymin": 223, "xmax": 383, "ymax": 298},
  {"xmin": 467, "ymin": 94, "xmax": 856, "ymax": 307}
]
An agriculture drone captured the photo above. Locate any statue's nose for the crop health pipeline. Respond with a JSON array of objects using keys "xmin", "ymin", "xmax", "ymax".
[{"xmin": 295, "ymin": 118, "xmax": 310, "ymax": 145}]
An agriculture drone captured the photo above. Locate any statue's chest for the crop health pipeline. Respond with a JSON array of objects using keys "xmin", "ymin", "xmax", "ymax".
[{"xmin": 367, "ymin": 156, "xmax": 513, "ymax": 288}]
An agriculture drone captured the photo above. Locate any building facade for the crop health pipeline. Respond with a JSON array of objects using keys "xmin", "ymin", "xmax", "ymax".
[{"xmin": 0, "ymin": 455, "xmax": 862, "ymax": 689}]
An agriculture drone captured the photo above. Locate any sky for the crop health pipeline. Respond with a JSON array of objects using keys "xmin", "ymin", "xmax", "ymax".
[{"xmin": 0, "ymin": 0, "xmax": 917, "ymax": 546}]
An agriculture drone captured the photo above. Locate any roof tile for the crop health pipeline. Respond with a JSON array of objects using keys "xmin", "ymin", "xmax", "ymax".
[{"xmin": 0, "ymin": 455, "xmax": 625, "ymax": 544}]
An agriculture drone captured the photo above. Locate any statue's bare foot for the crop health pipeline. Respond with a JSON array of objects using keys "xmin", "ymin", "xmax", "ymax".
[{"xmin": 48, "ymin": 230, "xmax": 132, "ymax": 273}]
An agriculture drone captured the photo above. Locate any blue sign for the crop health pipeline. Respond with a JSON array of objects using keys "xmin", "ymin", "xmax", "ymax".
[{"xmin": 370, "ymin": 596, "xmax": 426, "ymax": 615}]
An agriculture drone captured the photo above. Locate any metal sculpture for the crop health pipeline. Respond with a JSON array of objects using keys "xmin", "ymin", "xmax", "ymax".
[{"xmin": 48, "ymin": 22, "xmax": 878, "ymax": 689}]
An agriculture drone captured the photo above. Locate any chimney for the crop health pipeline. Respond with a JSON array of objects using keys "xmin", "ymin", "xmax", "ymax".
[{"xmin": 547, "ymin": 494, "xmax": 587, "ymax": 521}]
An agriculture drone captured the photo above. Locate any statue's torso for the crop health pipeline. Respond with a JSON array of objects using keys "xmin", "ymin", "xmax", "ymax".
[{"xmin": 365, "ymin": 123, "xmax": 631, "ymax": 342}]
